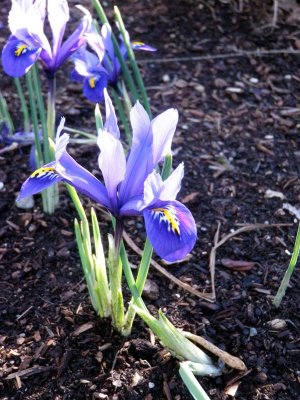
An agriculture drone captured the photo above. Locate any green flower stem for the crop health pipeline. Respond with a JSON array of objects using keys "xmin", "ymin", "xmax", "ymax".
[
  {"xmin": 179, "ymin": 362, "xmax": 211, "ymax": 400},
  {"xmin": 91, "ymin": 0, "xmax": 139, "ymax": 101},
  {"xmin": 63, "ymin": 125, "xmax": 97, "ymax": 139},
  {"xmin": 0, "ymin": 93, "xmax": 14, "ymax": 133},
  {"xmin": 123, "ymin": 154, "xmax": 173, "ymax": 334},
  {"xmin": 114, "ymin": 6, "xmax": 152, "ymax": 117},
  {"xmin": 25, "ymin": 71, "xmax": 43, "ymax": 167},
  {"xmin": 91, "ymin": 208, "xmax": 111, "ymax": 317},
  {"xmin": 95, "ymin": 103, "xmax": 104, "ymax": 131},
  {"xmin": 111, "ymin": 88, "xmax": 131, "ymax": 144},
  {"xmin": 47, "ymin": 76, "xmax": 56, "ymax": 144},
  {"xmin": 14, "ymin": 78, "xmax": 30, "ymax": 133},
  {"xmin": 26, "ymin": 70, "xmax": 53, "ymax": 211},
  {"xmin": 273, "ymin": 222, "xmax": 300, "ymax": 308},
  {"xmin": 32, "ymin": 65, "xmax": 50, "ymax": 163},
  {"xmin": 108, "ymin": 234, "xmax": 125, "ymax": 331},
  {"xmin": 70, "ymin": 185, "xmax": 111, "ymax": 318},
  {"xmin": 75, "ymin": 218, "xmax": 103, "ymax": 314}
]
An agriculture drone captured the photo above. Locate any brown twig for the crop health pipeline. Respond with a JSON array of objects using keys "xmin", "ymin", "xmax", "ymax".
[
  {"xmin": 182, "ymin": 331, "xmax": 247, "ymax": 371},
  {"xmin": 122, "ymin": 231, "xmax": 215, "ymax": 302},
  {"xmin": 123, "ymin": 223, "xmax": 291, "ymax": 303},
  {"xmin": 138, "ymin": 49, "xmax": 300, "ymax": 65}
]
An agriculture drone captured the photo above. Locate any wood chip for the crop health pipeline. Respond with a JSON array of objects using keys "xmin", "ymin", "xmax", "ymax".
[{"xmin": 72, "ymin": 322, "xmax": 94, "ymax": 336}]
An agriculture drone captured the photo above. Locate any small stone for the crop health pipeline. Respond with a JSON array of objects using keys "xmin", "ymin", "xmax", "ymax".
[
  {"xmin": 225, "ymin": 87, "xmax": 243, "ymax": 94},
  {"xmin": 162, "ymin": 74, "xmax": 170, "ymax": 83},
  {"xmin": 250, "ymin": 77, "xmax": 259, "ymax": 84},
  {"xmin": 214, "ymin": 78, "xmax": 227, "ymax": 88},
  {"xmin": 143, "ymin": 279, "xmax": 159, "ymax": 300},
  {"xmin": 15, "ymin": 195, "xmax": 34, "ymax": 209},
  {"xmin": 267, "ymin": 319, "xmax": 287, "ymax": 330},
  {"xmin": 148, "ymin": 382, "xmax": 155, "ymax": 389},
  {"xmin": 0, "ymin": 182, "xmax": 4, "ymax": 191},
  {"xmin": 195, "ymin": 84, "xmax": 205, "ymax": 93},
  {"xmin": 255, "ymin": 372, "xmax": 268, "ymax": 383}
]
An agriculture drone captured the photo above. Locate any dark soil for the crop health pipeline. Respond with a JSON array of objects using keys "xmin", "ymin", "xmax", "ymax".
[{"xmin": 0, "ymin": 1, "xmax": 300, "ymax": 399}]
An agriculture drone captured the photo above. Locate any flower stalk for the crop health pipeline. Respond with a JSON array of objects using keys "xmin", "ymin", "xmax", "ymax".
[
  {"xmin": 114, "ymin": 6, "xmax": 152, "ymax": 117},
  {"xmin": 14, "ymin": 78, "xmax": 30, "ymax": 133},
  {"xmin": 273, "ymin": 222, "xmax": 300, "ymax": 307}
]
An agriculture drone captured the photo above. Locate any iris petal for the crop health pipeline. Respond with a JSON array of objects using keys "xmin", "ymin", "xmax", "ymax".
[
  {"xmin": 1, "ymin": 37, "xmax": 41, "ymax": 77},
  {"xmin": 18, "ymin": 162, "xmax": 62, "ymax": 199},
  {"xmin": 103, "ymin": 89, "xmax": 120, "ymax": 138},
  {"xmin": 48, "ymin": 0, "xmax": 69, "ymax": 61},
  {"xmin": 151, "ymin": 108, "xmax": 178, "ymax": 165},
  {"xmin": 143, "ymin": 200, "xmax": 197, "ymax": 262},
  {"xmin": 97, "ymin": 130, "xmax": 126, "ymax": 211},
  {"xmin": 83, "ymin": 73, "xmax": 108, "ymax": 103}
]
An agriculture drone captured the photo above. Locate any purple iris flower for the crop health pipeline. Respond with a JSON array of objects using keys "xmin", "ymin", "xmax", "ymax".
[
  {"xmin": 70, "ymin": 23, "xmax": 156, "ymax": 103},
  {"xmin": 1, "ymin": 0, "xmax": 92, "ymax": 78},
  {"xmin": 70, "ymin": 47, "xmax": 109, "ymax": 103},
  {"xmin": 18, "ymin": 90, "xmax": 197, "ymax": 262}
]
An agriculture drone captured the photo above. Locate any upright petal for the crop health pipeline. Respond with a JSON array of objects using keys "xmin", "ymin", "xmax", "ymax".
[
  {"xmin": 55, "ymin": 6, "xmax": 91, "ymax": 70},
  {"xmin": 103, "ymin": 89, "xmax": 120, "ymax": 138},
  {"xmin": 97, "ymin": 130, "xmax": 126, "ymax": 211},
  {"xmin": 101, "ymin": 23, "xmax": 114, "ymax": 60},
  {"xmin": 48, "ymin": 0, "xmax": 69, "ymax": 60},
  {"xmin": 1, "ymin": 37, "xmax": 41, "ymax": 77},
  {"xmin": 151, "ymin": 108, "xmax": 178, "ymax": 165},
  {"xmin": 141, "ymin": 163, "xmax": 184, "ymax": 209},
  {"xmin": 143, "ymin": 200, "xmax": 197, "ymax": 262},
  {"xmin": 119, "ymin": 101, "xmax": 151, "ymax": 203}
]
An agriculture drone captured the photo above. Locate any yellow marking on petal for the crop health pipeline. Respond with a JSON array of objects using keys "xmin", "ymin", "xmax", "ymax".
[
  {"xmin": 15, "ymin": 44, "xmax": 28, "ymax": 57},
  {"xmin": 31, "ymin": 167, "xmax": 56, "ymax": 178},
  {"xmin": 89, "ymin": 77, "xmax": 96, "ymax": 88},
  {"xmin": 132, "ymin": 41, "xmax": 145, "ymax": 46},
  {"xmin": 153, "ymin": 207, "xmax": 180, "ymax": 235}
]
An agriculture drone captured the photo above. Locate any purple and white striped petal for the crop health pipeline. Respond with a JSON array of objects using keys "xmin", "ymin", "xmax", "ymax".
[
  {"xmin": 97, "ymin": 130, "xmax": 126, "ymax": 211},
  {"xmin": 131, "ymin": 41, "xmax": 156, "ymax": 52},
  {"xmin": 18, "ymin": 162, "xmax": 62, "ymax": 199},
  {"xmin": 151, "ymin": 108, "xmax": 178, "ymax": 165},
  {"xmin": 143, "ymin": 200, "xmax": 197, "ymax": 262},
  {"xmin": 103, "ymin": 89, "xmax": 120, "ymax": 138},
  {"xmin": 119, "ymin": 101, "xmax": 151, "ymax": 203},
  {"xmin": 1, "ymin": 37, "xmax": 41, "ymax": 77},
  {"xmin": 48, "ymin": 0, "xmax": 69, "ymax": 61},
  {"xmin": 55, "ymin": 5, "xmax": 91, "ymax": 70},
  {"xmin": 142, "ymin": 163, "xmax": 184, "ymax": 209}
]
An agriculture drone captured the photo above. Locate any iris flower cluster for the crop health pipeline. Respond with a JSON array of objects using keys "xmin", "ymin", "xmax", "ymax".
[
  {"xmin": 70, "ymin": 23, "xmax": 156, "ymax": 103},
  {"xmin": 18, "ymin": 90, "xmax": 197, "ymax": 262},
  {"xmin": 1, "ymin": 0, "xmax": 92, "ymax": 78}
]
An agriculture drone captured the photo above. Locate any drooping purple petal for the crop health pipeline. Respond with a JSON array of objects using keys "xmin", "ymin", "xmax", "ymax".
[
  {"xmin": 143, "ymin": 200, "xmax": 197, "ymax": 262},
  {"xmin": 48, "ymin": 0, "xmax": 69, "ymax": 61},
  {"xmin": 83, "ymin": 73, "xmax": 108, "ymax": 103},
  {"xmin": 18, "ymin": 162, "xmax": 62, "ymax": 199},
  {"xmin": 1, "ymin": 37, "xmax": 41, "ymax": 77},
  {"xmin": 131, "ymin": 41, "xmax": 156, "ymax": 52},
  {"xmin": 19, "ymin": 121, "xmax": 112, "ymax": 210},
  {"xmin": 8, "ymin": 0, "xmax": 50, "ymax": 55},
  {"xmin": 97, "ymin": 130, "xmax": 126, "ymax": 211}
]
